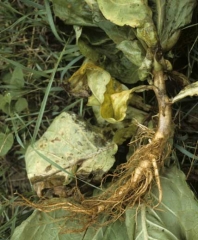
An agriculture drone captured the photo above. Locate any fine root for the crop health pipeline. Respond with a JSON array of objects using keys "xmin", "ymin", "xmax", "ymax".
[
  {"xmin": 18, "ymin": 136, "xmax": 171, "ymax": 231},
  {"xmin": 18, "ymin": 66, "xmax": 173, "ymax": 232}
]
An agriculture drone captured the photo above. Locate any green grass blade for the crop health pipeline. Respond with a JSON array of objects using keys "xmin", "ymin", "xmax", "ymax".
[
  {"xmin": 175, "ymin": 144, "xmax": 198, "ymax": 161},
  {"xmin": 1, "ymin": 57, "xmax": 49, "ymax": 78},
  {"xmin": 19, "ymin": 0, "xmax": 44, "ymax": 9},
  {"xmin": 44, "ymin": 0, "xmax": 63, "ymax": 43},
  {"xmin": 32, "ymin": 44, "xmax": 67, "ymax": 142},
  {"xmin": 60, "ymin": 55, "xmax": 84, "ymax": 82}
]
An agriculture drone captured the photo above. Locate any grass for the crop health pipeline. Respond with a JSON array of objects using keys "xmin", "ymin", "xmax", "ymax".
[
  {"xmin": 0, "ymin": 1, "xmax": 197, "ymax": 239},
  {"xmin": 0, "ymin": 1, "xmax": 84, "ymax": 239}
]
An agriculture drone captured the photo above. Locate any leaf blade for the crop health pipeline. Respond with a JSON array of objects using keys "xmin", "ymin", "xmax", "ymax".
[{"xmin": 0, "ymin": 132, "xmax": 14, "ymax": 157}]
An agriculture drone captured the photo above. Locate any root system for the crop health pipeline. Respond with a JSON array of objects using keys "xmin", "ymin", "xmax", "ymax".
[{"xmin": 18, "ymin": 54, "xmax": 174, "ymax": 232}]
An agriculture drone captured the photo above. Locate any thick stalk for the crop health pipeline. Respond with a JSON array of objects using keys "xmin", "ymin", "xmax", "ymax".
[{"xmin": 152, "ymin": 70, "xmax": 172, "ymax": 141}]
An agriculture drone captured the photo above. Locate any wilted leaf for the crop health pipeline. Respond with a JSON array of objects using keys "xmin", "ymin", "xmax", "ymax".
[
  {"xmin": 98, "ymin": 82, "xmax": 150, "ymax": 123},
  {"xmin": 64, "ymin": 61, "xmax": 93, "ymax": 98},
  {"xmin": 79, "ymin": 39, "xmax": 140, "ymax": 84},
  {"xmin": 91, "ymin": 103, "xmax": 149, "ymax": 145},
  {"xmin": 66, "ymin": 61, "xmax": 127, "ymax": 122},
  {"xmin": 65, "ymin": 61, "xmax": 113, "ymax": 98},
  {"xmin": 67, "ymin": 61, "xmax": 148, "ymax": 124},
  {"xmin": 66, "ymin": 60, "xmax": 112, "ymax": 101},
  {"xmin": 0, "ymin": 132, "xmax": 14, "ymax": 157},
  {"xmin": 25, "ymin": 112, "xmax": 117, "ymax": 196},
  {"xmin": 101, "ymin": 87, "xmax": 133, "ymax": 123},
  {"xmin": 86, "ymin": 63, "xmax": 113, "ymax": 103},
  {"xmin": 11, "ymin": 166, "xmax": 198, "ymax": 239},
  {"xmin": 172, "ymin": 81, "xmax": 198, "ymax": 103},
  {"xmin": 169, "ymin": 71, "xmax": 190, "ymax": 88},
  {"xmin": 15, "ymin": 97, "xmax": 28, "ymax": 113},
  {"xmin": 84, "ymin": 64, "xmax": 133, "ymax": 123},
  {"xmin": 112, "ymin": 114, "xmax": 146, "ymax": 145}
]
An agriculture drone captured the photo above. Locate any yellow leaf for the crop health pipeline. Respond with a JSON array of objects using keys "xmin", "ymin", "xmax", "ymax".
[
  {"xmin": 87, "ymin": 95, "xmax": 100, "ymax": 106},
  {"xmin": 65, "ymin": 61, "xmax": 99, "ymax": 97},
  {"xmin": 87, "ymin": 64, "xmax": 111, "ymax": 103},
  {"xmin": 101, "ymin": 87, "xmax": 133, "ymax": 123},
  {"xmin": 67, "ymin": 60, "xmax": 137, "ymax": 124}
]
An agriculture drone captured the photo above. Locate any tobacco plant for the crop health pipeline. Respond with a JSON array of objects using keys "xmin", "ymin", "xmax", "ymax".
[{"xmin": 11, "ymin": 0, "xmax": 198, "ymax": 239}]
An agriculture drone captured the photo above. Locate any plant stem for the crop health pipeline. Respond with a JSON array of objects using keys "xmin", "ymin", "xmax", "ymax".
[{"xmin": 152, "ymin": 69, "xmax": 172, "ymax": 141}]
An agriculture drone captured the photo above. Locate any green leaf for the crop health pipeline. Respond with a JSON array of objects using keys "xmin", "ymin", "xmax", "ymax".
[
  {"xmin": 105, "ymin": 54, "xmax": 140, "ymax": 84},
  {"xmin": 2, "ymin": 72, "xmax": 12, "ymax": 84},
  {"xmin": 15, "ymin": 97, "xmax": 28, "ymax": 113},
  {"xmin": 97, "ymin": 0, "xmax": 152, "ymax": 28},
  {"xmin": 78, "ymin": 39, "xmax": 101, "ymax": 63},
  {"xmin": 134, "ymin": 47, "xmax": 154, "ymax": 80},
  {"xmin": 78, "ymin": 39, "xmax": 140, "ymax": 84},
  {"xmin": 138, "ymin": 166, "xmax": 198, "ymax": 240},
  {"xmin": 10, "ymin": 208, "xmax": 86, "ymax": 240},
  {"xmin": 1, "ymin": 56, "xmax": 49, "ymax": 78},
  {"xmin": 89, "ymin": 4, "xmax": 136, "ymax": 45},
  {"xmin": 82, "ymin": 27, "xmax": 110, "ymax": 45},
  {"xmin": 0, "ymin": 132, "xmax": 14, "ymax": 157},
  {"xmin": 152, "ymin": 0, "xmax": 196, "ymax": 51},
  {"xmin": 97, "ymin": 0, "xmax": 158, "ymax": 47},
  {"xmin": 10, "ymin": 66, "xmax": 24, "ymax": 88},
  {"xmin": 25, "ymin": 112, "xmax": 117, "ymax": 196},
  {"xmin": 2, "ymin": 92, "xmax": 12, "ymax": 104},
  {"xmin": 96, "ymin": 19, "xmax": 136, "ymax": 45},
  {"xmin": 0, "ymin": 94, "xmax": 8, "ymax": 110},
  {"xmin": 11, "ymin": 166, "xmax": 198, "ymax": 239},
  {"xmin": 0, "ymin": 93, "xmax": 13, "ymax": 115},
  {"xmin": 172, "ymin": 81, "xmax": 198, "ymax": 103},
  {"xmin": 117, "ymin": 40, "xmax": 146, "ymax": 67},
  {"xmin": 52, "ymin": 0, "xmax": 145, "ymax": 84},
  {"xmin": 51, "ymin": 0, "xmax": 95, "ymax": 27}
]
